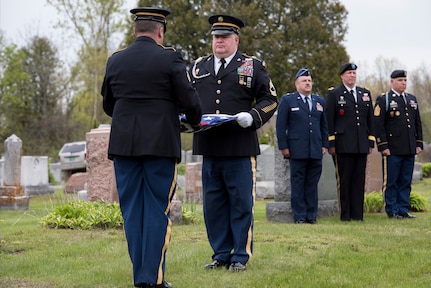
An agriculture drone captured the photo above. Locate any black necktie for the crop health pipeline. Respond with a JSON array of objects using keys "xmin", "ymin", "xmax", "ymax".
[
  {"xmin": 400, "ymin": 93, "xmax": 406, "ymax": 104},
  {"xmin": 305, "ymin": 96, "xmax": 310, "ymax": 111},
  {"xmin": 217, "ymin": 58, "xmax": 226, "ymax": 77},
  {"xmin": 350, "ymin": 89, "xmax": 356, "ymax": 102}
]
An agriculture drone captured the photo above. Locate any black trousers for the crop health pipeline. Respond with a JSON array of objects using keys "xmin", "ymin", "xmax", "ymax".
[{"xmin": 335, "ymin": 153, "xmax": 367, "ymax": 221}]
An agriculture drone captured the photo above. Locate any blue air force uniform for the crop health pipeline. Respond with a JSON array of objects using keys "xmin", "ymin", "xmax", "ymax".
[
  {"xmin": 191, "ymin": 15, "xmax": 278, "ymax": 269},
  {"xmin": 374, "ymin": 70, "xmax": 423, "ymax": 218},
  {"xmin": 276, "ymin": 68, "xmax": 329, "ymax": 223},
  {"xmin": 101, "ymin": 7, "xmax": 201, "ymax": 287}
]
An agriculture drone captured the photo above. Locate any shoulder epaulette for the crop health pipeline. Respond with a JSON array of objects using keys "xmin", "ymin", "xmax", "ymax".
[
  {"xmin": 328, "ymin": 87, "xmax": 334, "ymax": 91},
  {"xmin": 158, "ymin": 44, "xmax": 176, "ymax": 51},
  {"xmin": 192, "ymin": 54, "xmax": 211, "ymax": 66},
  {"xmin": 243, "ymin": 53, "xmax": 262, "ymax": 62},
  {"xmin": 110, "ymin": 47, "xmax": 126, "ymax": 56}
]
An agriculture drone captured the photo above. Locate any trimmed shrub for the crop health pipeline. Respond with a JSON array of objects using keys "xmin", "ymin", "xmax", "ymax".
[
  {"xmin": 364, "ymin": 191, "xmax": 384, "ymax": 213},
  {"xmin": 422, "ymin": 162, "xmax": 431, "ymax": 178}
]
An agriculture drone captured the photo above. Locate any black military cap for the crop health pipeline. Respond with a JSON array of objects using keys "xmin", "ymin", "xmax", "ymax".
[
  {"xmin": 390, "ymin": 70, "xmax": 407, "ymax": 78},
  {"xmin": 339, "ymin": 63, "xmax": 357, "ymax": 75},
  {"xmin": 295, "ymin": 67, "xmax": 311, "ymax": 79},
  {"xmin": 209, "ymin": 14, "xmax": 245, "ymax": 35},
  {"xmin": 130, "ymin": 7, "xmax": 171, "ymax": 25}
]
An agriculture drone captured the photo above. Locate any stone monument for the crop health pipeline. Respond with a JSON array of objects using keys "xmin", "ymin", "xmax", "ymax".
[
  {"xmin": 0, "ymin": 135, "xmax": 29, "ymax": 210},
  {"xmin": 86, "ymin": 125, "xmax": 117, "ymax": 202},
  {"xmin": 21, "ymin": 156, "xmax": 54, "ymax": 196}
]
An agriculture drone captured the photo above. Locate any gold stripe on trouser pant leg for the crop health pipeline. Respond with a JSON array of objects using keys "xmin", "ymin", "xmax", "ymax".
[
  {"xmin": 157, "ymin": 163, "xmax": 176, "ymax": 284},
  {"xmin": 245, "ymin": 156, "xmax": 256, "ymax": 264}
]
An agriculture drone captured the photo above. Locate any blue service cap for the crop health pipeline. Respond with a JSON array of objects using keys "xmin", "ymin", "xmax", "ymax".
[{"xmin": 295, "ymin": 68, "xmax": 311, "ymax": 79}]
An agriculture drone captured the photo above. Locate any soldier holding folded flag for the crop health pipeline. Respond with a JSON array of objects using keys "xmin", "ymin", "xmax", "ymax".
[{"xmin": 190, "ymin": 14, "xmax": 277, "ymax": 272}]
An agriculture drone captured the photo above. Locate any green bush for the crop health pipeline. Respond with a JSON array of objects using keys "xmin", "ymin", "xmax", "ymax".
[
  {"xmin": 409, "ymin": 191, "xmax": 429, "ymax": 212},
  {"xmin": 258, "ymin": 127, "xmax": 275, "ymax": 146},
  {"xmin": 422, "ymin": 162, "xmax": 431, "ymax": 177},
  {"xmin": 40, "ymin": 201, "xmax": 123, "ymax": 230},
  {"xmin": 177, "ymin": 163, "xmax": 186, "ymax": 176},
  {"xmin": 363, "ymin": 191, "xmax": 429, "ymax": 213},
  {"xmin": 364, "ymin": 191, "xmax": 384, "ymax": 213},
  {"xmin": 182, "ymin": 202, "xmax": 199, "ymax": 225}
]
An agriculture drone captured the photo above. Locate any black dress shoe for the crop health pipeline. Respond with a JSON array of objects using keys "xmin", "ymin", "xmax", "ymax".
[
  {"xmin": 398, "ymin": 212, "xmax": 416, "ymax": 219},
  {"xmin": 204, "ymin": 259, "xmax": 228, "ymax": 270},
  {"xmin": 306, "ymin": 219, "xmax": 317, "ymax": 224},
  {"xmin": 228, "ymin": 262, "xmax": 246, "ymax": 272},
  {"xmin": 295, "ymin": 220, "xmax": 305, "ymax": 224},
  {"xmin": 144, "ymin": 280, "xmax": 172, "ymax": 288},
  {"xmin": 388, "ymin": 214, "xmax": 398, "ymax": 218}
]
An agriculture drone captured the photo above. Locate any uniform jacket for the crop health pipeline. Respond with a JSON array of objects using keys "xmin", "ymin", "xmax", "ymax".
[
  {"xmin": 191, "ymin": 51, "xmax": 278, "ymax": 156},
  {"xmin": 276, "ymin": 92, "xmax": 329, "ymax": 159},
  {"xmin": 101, "ymin": 36, "xmax": 202, "ymax": 160},
  {"xmin": 326, "ymin": 85, "xmax": 375, "ymax": 153},
  {"xmin": 374, "ymin": 90, "xmax": 423, "ymax": 155}
]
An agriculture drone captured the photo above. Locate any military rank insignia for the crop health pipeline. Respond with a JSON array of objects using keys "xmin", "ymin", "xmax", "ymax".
[{"xmin": 374, "ymin": 105, "xmax": 380, "ymax": 116}]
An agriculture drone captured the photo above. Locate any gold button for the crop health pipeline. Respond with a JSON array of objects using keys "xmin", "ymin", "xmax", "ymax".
[
  {"xmin": 408, "ymin": 125, "xmax": 411, "ymax": 128},
  {"xmin": 407, "ymin": 119, "xmax": 410, "ymax": 122},
  {"xmin": 215, "ymin": 110, "xmax": 220, "ymax": 114},
  {"xmin": 217, "ymin": 80, "xmax": 222, "ymax": 84},
  {"xmin": 357, "ymin": 123, "xmax": 360, "ymax": 126},
  {"xmin": 215, "ymin": 99, "xmax": 220, "ymax": 104},
  {"xmin": 216, "ymin": 90, "xmax": 221, "ymax": 94}
]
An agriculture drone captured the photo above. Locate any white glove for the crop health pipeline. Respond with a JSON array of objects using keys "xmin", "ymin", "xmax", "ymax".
[{"xmin": 235, "ymin": 112, "xmax": 253, "ymax": 128}]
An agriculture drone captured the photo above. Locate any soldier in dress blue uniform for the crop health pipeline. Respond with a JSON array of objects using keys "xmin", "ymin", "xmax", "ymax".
[
  {"xmin": 374, "ymin": 70, "xmax": 423, "ymax": 219},
  {"xmin": 101, "ymin": 7, "xmax": 202, "ymax": 288},
  {"xmin": 191, "ymin": 14, "xmax": 278, "ymax": 272},
  {"xmin": 276, "ymin": 68, "xmax": 329, "ymax": 224},
  {"xmin": 326, "ymin": 63, "xmax": 375, "ymax": 221}
]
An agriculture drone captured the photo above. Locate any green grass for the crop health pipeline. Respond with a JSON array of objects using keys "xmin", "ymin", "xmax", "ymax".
[{"xmin": 1, "ymin": 178, "xmax": 431, "ymax": 288}]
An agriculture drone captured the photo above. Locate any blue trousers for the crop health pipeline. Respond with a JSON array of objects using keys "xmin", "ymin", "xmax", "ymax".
[
  {"xmin": 382, "ymin": 155, "xmax": 415, "ymax": 216},
  {"xmin": 202, "ymin": 156, "xmax": 255, "ymax": 265},
  {"xmin": 114, "ymin": 156, "xmax": 176, "ymax": 286},
  {"xmin": 289, "ymin": 158, "xmax": 322, "ymax": 222}
]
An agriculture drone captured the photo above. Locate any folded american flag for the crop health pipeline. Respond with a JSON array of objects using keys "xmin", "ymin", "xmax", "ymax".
[{"xmin": 179, "ymin": 114, "xmax": 237, "ymax": 133}]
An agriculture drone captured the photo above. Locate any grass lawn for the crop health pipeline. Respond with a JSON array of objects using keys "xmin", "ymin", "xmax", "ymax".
[{"xmin": 1, "ymin": 178, "xmax": 431, "ymax": 288}]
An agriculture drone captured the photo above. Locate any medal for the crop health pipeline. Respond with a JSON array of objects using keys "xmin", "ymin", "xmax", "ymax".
[
  {"xmin": 395, "ymin": 111, "xmax": 400, "ymax": 116},
  {"xmin": 339, "ymin": 109, "xmax": 344, "ymax": 116}
]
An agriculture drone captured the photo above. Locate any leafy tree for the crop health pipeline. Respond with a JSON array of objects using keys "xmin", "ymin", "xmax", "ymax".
[
  {"xmin": 47, "ymin": 0, "xmax": 128, "ymax": 134},
  {"xmin": 0, "ymin": 36, "xmax": 70, "ymax": 157},
  {"xmin": 129, "ymin": 0, "xmax": 349, "ymax": 96}
]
